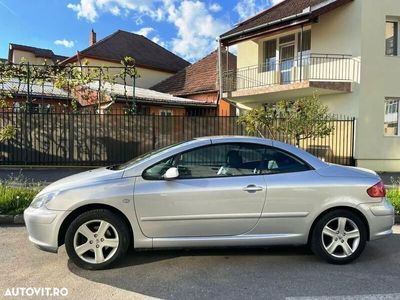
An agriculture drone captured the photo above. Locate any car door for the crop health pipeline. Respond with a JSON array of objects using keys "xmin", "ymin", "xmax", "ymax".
[
  {"xmin": 133, "ymin": 142, "xmax": 268, "ymax": 238},
  {"xmin": 258, "ymin": 146, "xmax": 321, "ymax": 233}
]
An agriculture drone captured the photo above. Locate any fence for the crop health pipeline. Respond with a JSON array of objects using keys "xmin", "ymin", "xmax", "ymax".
[
  {"xmin": 223, "ymin": 54, "xmax": 360, "ymax": 92},
  {"xmin": 0, "ymin": 111, "xmax": 355, "ymax": 166}
]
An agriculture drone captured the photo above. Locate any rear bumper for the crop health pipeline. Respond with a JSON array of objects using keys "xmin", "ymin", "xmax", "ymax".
[
  {"xmin": 24, "ymin": 206, "xmax": 68, "ymax": 253},
  {"xmin": 358, "ymin": 198, "xmax": 395, "ymax": 240}
]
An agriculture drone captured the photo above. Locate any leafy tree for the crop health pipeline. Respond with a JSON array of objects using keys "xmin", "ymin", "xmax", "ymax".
[{"xmin": 238, "ymin": 94, "xmax": 334, "ymax": 146}]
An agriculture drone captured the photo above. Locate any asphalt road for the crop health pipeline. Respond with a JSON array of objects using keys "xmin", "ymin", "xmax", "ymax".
[{"xmin": 1, "ymin": 226, "xmax": 400, "ymax": 300}]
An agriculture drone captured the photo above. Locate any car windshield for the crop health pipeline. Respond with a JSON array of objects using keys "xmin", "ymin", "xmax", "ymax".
[{"xmin": 107, "ymin": 140, "xmax": 190, "ymax": 170}]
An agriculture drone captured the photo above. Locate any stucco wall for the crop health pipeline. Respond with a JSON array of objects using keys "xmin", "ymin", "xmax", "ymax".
[
  {"xmin": 355, "ymin": 0, "xmax": 400, "ymax": 171},
  {"xmin": 81, "ymin": 58, "xmax": 174, "ymax": 89},
  {"xmin": 12, "ymin": 50, "xmax": 52, "ymax": 65}
]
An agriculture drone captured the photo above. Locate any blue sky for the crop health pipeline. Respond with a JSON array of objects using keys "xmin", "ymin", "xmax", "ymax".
[{"xmin": 0, "ymin": 0, "xmax": 282, "ymax": 62}]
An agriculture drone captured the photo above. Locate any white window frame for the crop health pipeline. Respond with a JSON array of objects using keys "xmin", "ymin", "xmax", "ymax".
[
  {"xmin": 259, "ymin": 26, "xmax": 311, "ymax": 73},
  {"xmin": 384, "ymin": 98, "xmax": 400, "ymax": 136}
]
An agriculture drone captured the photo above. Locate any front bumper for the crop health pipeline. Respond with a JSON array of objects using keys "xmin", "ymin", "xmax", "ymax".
[
  {"xmin": 358, "ymin": 198, "xmax": 395, "ymax": 240},
  {"xmin": 24, "ymin": 206, "xmax": 68, "ymax": 253}
]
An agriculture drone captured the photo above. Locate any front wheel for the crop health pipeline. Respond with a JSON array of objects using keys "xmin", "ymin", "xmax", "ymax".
[
  {"xmin": 65, "ymin": 209, "xmax": 130, "ymax": 270},
  {"xmin": 311, "ymin": 209, "xmax": 367, "ymax": 264}
]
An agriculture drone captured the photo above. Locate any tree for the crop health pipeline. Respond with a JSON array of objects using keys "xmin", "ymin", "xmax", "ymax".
[{"xmin": 238, "ymin": 94, "xmax": 334, "ymax": 146}]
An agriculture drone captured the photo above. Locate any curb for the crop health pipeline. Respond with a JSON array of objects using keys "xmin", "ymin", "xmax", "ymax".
[
  {"xmin": 0, "ymin": 214, "xmax": 25, "ymax": 225},
  {"xmin": 1, "ymin": 214, "xmax": 399, "ymax": 226}
]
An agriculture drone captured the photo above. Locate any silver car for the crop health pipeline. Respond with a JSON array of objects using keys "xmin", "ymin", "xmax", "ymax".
[{"xmin": 24, "ymin": 136, "xmax": 394, "ymax": 270}]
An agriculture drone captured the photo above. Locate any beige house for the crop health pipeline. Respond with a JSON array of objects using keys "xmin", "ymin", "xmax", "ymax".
[
  {"xmin": 8, "ymin": 44, "xmax": 67, "ymax": 65},
  {"xmin": 61, "ymin": 30, "xmax": 190, "ymax": 89},
  {"xmin": 219, "ymin": 0, "xmax": 400, "ymax": 171}
]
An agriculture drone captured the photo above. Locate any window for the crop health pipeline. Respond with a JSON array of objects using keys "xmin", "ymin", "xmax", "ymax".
[
  {"xmin": 386, "ymin": 20, "xmax": 399, "ymax": 56},
  {"xmin": 143, "ymin": 143, "xmax": 311, "ymax": 180},
  {"xmin": 384, "ymin": 98, "xmax": 400, "ymax": 136},
  {"xmin": 263, "ymin": 39, "xmax": 277, "ymax": 71},
  {"xmin": 298, "ymin": 30, "xmax": 311, "ymax": 57}
]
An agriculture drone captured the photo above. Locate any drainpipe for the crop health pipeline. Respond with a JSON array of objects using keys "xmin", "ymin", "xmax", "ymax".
[
  {"xmin": 217, "ymin": 37, "xmax": 223, "ymax": 107},
  {"xmin": 299, "ymin": 25, "xmax": 304, "ymax": 81}
]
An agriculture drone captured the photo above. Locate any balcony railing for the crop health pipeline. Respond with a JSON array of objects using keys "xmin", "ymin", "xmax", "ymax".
[{"xmin": 223, "ymin": 54, "xmax": 360, "ymax": 92}]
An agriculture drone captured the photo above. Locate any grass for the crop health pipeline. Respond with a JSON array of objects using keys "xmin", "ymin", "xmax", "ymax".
[
  {"xmin": 0, "ymin": 173, "xmax": 42, "ymax": 215},
  {"xmin": 388, "ymin": 177, "xmax": 400, "ymax": 215}
]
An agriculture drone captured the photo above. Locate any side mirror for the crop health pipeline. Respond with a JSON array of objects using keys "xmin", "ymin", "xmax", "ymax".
[{"xmin": 163, "ymin": 167, "xmax": 179, "ymax": 180}]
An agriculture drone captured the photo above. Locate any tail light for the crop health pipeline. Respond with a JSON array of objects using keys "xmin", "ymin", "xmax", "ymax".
[{"xmin": 367, "ymin": 181, "xmax": 386, "ymax": 198}]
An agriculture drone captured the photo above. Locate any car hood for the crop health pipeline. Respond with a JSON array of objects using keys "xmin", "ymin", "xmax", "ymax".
[
  {"xmin": 316, "ymin": 164, "xmax": 379, "ymax": 179},
  {"xmin": 37, "ymin": 167, "xmax": 124, "ymax": 196}
]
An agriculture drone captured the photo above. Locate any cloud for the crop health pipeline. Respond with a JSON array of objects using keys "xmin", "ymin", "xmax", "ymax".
[
  {"xmin": 209, "ymin": 3, "xmax": 222, "ymax": 12},
  {"xmin": 66, "ymin": 0, "xmax": 230, "ymax": 61},
  {"xmin": 133, "ymin": 27, "xmax": 154, "ymax": 37},
  {"xmin": 234, "ymin": 0, "xmax": 281, "ymax": 21},
  {"xmin": 54, "ymin": 39, "xmax": 75, "ymax": 48},
  {"xmin": 67, "ymin": 0, "xmax": 163, "ymax": 23},
  {"xmin": 166, "ymin": 1, "xmax": 229, "ymax": 62}
]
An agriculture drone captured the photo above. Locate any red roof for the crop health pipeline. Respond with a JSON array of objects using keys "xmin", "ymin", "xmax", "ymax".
[{"xmin": 151, "ymin": 51, "xmax": 236, "ymax": 97}]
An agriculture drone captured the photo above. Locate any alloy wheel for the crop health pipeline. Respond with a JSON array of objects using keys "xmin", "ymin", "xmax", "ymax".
[
  {"xmin": 321, "ymin": 217, "xmax": 361, "ymax": 258},
  {"xmin": 73, "ymin": 220, "xmax": 119, "ymax": 264}
]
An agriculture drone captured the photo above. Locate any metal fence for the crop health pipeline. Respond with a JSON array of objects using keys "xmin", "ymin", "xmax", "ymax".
[
  {"xmin": 223, "ymin": 54, "xmax": 360, "ymax": 92},
  {"xmin": 0, "ymin": 111, "xmax": 355, "ymax": 166}
]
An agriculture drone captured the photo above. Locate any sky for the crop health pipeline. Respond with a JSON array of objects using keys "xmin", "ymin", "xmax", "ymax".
[{"xmin": 0, "ymin": 0, "xmax": 283, "ymax": 63}]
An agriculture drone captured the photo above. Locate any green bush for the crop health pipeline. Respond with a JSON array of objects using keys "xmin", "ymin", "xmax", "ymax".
[
  {"xmin": 387, "ymin": 188, "xmax": 400, "ymax": 215},
  {"xmin": 0, "ymin": 174, "xmax": 42, "ymax": 215}
]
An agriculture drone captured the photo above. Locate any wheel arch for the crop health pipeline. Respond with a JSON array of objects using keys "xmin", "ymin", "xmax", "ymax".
[
  {"xmin": 58, "ymin": 203, "xmax": 134, "ymax": 247},
  {"xmin": 307, "ymin": 206, "xmax": 370, "ymax": 244}
]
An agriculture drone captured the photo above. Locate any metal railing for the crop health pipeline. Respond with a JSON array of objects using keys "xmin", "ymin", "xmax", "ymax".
[
  {"xmin": 223, "ymin": 54, "xmax": 360, "ymax": 92},
  {"xmin": 0, "ymin": 111, "xmax": 355, "ymax": 166}
]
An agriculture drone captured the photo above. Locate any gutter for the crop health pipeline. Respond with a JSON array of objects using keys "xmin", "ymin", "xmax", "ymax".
[
  {"xmin": 220, "ymin": 10, "xmax": 311, "ymax": 43},
  {"xmin": 220, "ymin": 0, "xmax": 345, "ymax": 44}
]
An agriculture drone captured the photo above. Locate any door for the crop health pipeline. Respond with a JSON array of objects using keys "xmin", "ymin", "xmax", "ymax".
[
  {"xmin": 133, "ymin": 143, "xmax": 268, "ymax": 238},
  {"xmin": 280, "ymin": 44, "xmax": 295, "ymax": 84}
]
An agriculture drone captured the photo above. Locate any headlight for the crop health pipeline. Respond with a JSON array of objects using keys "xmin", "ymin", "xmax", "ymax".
[{"xmin": 30, "ymin": 192, "xmax": 59, "ymax": 209}]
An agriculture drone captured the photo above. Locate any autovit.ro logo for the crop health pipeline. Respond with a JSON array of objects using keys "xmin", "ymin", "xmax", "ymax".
[{"xmin": 4, "ymin": 287, "xmax": 68, "ymax": 297}]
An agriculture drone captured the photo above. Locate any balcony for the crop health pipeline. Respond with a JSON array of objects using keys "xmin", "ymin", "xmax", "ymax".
[{"xmin": 223, "ymin": 54, "xmax": 360, "ymax": 101}]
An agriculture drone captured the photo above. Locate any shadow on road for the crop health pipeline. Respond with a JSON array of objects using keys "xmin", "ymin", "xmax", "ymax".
[{"xmin": 67, "ymin": 235, "xmax": 400, "ymax": 299}]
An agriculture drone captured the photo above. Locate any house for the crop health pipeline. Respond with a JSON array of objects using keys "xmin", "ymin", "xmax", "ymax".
[
  {"xmin": 61, "ymin": 30, "xmax": 191, "ymax": 89},
  {"xmin": 8, "ymin": 44, "xmax": 68, "ymax": 65},
  {"xmin": 218, "ymin": 0, "xmax": 400, "ymax": 171},
  {"xmin": 0, "ymin": 78, "xmax": 215, "ymax": 115},
  {"xmin": 79, "ymin": 82, "xmax": 216, "ymax": 115},
  {"xmin": 151, "ymin": 50, "xmax": 237, "ymax": 116}
]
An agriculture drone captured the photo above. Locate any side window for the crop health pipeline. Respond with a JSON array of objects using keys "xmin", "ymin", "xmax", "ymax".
[
  {"xmin": 142, "ymin": 143, "xmax": 311, "ymax": 180},
  {"xmin": 144, "ymin": 143, "xmax": 268, "ymax": 179},
  {"xmin": 261, "ymin": 148, "xmax": 310, "ymax": 175}
]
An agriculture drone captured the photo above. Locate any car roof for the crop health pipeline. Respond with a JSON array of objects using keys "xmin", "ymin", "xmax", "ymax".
[{"xmin": 195, "ymin": 136, "xmax": 274, "ymax": 143}]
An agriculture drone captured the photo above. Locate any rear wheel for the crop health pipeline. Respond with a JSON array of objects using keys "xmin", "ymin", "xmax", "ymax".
[
  {"xmin": 65, "ymin": 209, "xmax": 130, "ymax": 270},
  {"xmin": 311, "ymin": 209, "xmax": 367, "ymax": 264}
]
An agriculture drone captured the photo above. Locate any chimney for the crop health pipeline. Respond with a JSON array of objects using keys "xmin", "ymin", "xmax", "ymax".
[{"xmin": 89, "ymin": 29, "xmax": 97, "ymax": 46}]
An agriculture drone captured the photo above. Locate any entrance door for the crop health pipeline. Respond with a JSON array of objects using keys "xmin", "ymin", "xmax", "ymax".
[{"xmin": 280, "ymin": 44, "xmax": 295, "ymax": 84}]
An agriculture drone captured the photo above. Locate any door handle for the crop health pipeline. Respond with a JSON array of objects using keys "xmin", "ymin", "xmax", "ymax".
[{"xmin": 243, "ymin": 185, "xmax": 264, "ymax": 192}]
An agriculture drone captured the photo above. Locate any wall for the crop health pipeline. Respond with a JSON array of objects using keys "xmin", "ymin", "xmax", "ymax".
[
  {"xmin": 12, "ymin": 50, "xmax": 52, "ymax": 65},
  {"xmin": 79, "ymin": 58, "xmax": 175, "ymax": 89},
  {"xmin": 355, "ymin": 0, "xmax": 400, "ymax": 171}
]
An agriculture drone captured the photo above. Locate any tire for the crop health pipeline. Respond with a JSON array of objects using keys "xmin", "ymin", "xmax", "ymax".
[
  {"xmin": 65, "ymin": 209, "xmax": 130, "ymax": 270},
  {"xmin": 310, "ymin": 209, "xmax": 367, "ymax": 264}
]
